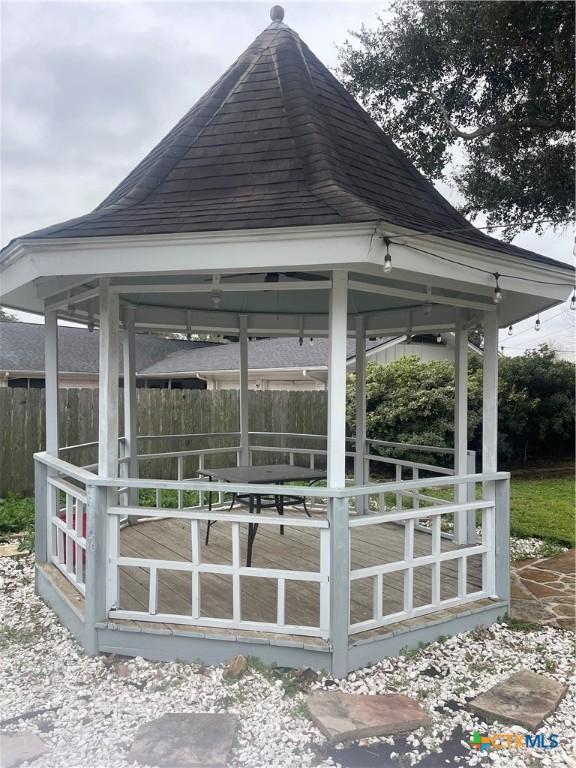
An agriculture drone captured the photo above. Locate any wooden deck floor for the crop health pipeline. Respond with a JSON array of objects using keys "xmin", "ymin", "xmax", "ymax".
[{"xmin": 118, "ymin": 510, "xmax": 483, "ymax": 629}]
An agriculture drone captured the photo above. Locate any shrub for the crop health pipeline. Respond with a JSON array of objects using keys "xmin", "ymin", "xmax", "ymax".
[{"xmin": 347, "ymin": 345, "xmax": 574, "ymax": 469}]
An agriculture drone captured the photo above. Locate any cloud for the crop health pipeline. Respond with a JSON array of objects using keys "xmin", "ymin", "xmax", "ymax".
[{"xmin": 1, "ymin": 1, "xmax": 228, "ymax": 241}]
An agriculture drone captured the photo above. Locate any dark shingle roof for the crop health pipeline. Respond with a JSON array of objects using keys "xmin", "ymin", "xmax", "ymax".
[
  {"xmin": 12, "ymin": 17, "xmax": 556, "ymax": 267},
  {"xmin": 0, "ymin": 322, "xmax": 214, "ymax": 374}
]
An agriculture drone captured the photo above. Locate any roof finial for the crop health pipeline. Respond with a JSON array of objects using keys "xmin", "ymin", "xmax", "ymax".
[{"xmin": 270, "ymin": 5, "xmax": 285, "ymax": 22}]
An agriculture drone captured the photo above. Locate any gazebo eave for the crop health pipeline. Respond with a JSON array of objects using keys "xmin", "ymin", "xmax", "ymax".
[{"xmin": 0, "ymin": 221, "xmax": 572, "ymax": 325}]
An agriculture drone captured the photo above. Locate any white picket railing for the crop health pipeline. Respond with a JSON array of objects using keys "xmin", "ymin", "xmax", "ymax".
[
  {"xmin": 46, "ymin": 470, "xmax": 90, "ymax": 596},
  {"xmin": 105, "ymin": 500, "xmax": 331, "ymax": 637},
  {"xmin": 348, "ymin": 494, "xmax": 494, "ymax": 634},
  {"xmin": 38, "ymin": 433, "xmax": 506, "ymax": 646}
]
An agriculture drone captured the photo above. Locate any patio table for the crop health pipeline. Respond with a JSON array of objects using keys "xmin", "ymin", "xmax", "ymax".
[{"xmin": 197, "ymin": 464, "xmax": 327, "ymax": 566}]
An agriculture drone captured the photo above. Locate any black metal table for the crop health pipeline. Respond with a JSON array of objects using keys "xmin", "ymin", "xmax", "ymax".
[{"xmin": 197, "ymin": 464, "xmax": 327, "ymax": 566}]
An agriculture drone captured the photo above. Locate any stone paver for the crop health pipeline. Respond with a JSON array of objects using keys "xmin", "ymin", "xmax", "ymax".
[
  {"xmin": 0, "ymin": 544, "xmax": 24, "ymax": 559},
  {"xmin": 511, "ymin": 550, "xmax": 575, "ymax": 630},
  {"xmin": 469, "ymin": 670, "xmax": 567, "ymax": 731},
  {"xmin": 127, "ymin": 713, "xmax": 238, "ymax": 767},
  {"xmin": 0, "ymin": 732, "xmax": 48, "ymax": 768},
  {"xmin": 306, "ymin": 691, "xmax": 430, "ymax": 743}
]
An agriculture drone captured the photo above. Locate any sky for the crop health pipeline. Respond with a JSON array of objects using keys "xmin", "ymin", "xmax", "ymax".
[{"xmin": 1, "ymin": 0, "xmax": 574, "ymax": 357}]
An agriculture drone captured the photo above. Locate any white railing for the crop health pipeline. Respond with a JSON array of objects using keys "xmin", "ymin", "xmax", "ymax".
[
  {"xmin": 38, "ymin": 434, "xmax": 507, "ymax": 649},
  {"xmin": 105, "ymin": 496, "xmax": 331, "ymax": 637},
  {"xmin": 44, "ymin": 460, "xmax": 93, "ymax": 597},
  {"xmin": 348, "ymin": 474, "xmax": 495, "ymax": 635}
]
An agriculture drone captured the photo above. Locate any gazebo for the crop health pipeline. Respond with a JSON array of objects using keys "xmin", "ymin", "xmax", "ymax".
[{"xmin": 1, "ymin": 7, "xmax": 571, "ymax": 676}]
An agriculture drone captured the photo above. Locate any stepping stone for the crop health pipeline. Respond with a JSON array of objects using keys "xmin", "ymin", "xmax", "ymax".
[
  {"xmin": 0, "ymin": 732, "xmax": 48, "ymax": 768},
  {"xmin": 306, "ymin": 691, "xmax": 430, "ymax": 743},
  {"xmin": 127, "ymin": 713, "xmax": 238, "ymax": 767},
  {"xmin": 0, "ymin": 544, "xmax": 24, "ymax": 559},
  {"xmin": 469, "ymin": 670, "xmax": 567, "ymax": 731}
]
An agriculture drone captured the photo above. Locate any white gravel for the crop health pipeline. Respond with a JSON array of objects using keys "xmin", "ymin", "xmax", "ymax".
[
  {"xmin": 509, "ymin": 536, "xmax": 568, "ymax": 562},
  {"xmin": 1, "ymin": 555, "xmax": 574, "ymax": 768}
]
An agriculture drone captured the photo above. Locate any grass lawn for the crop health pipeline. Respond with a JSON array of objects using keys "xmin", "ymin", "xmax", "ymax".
[
  {"xmin": 0, "ymin": 473, "xmax": 574, "ymax": 548},
  {"xmin": 509, "ymin": 473, "xmax": 574, "ymax": 546}
]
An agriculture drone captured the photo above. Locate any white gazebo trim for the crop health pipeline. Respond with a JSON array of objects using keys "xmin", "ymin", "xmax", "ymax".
[
  {"xmin": 98, "ymin": 279, "xmax": 119, "ymax": 479},
  {"xmin": 326, "ymin": 270, "xmax": 349, "ymax": 488},
  {"xmin": 44, "ymin": 309, "xmax": 59, "ymax": 458},
  {"xmin": 122, "ymin": 305, "xmax": 139, "ymax": 506},
  {"xmin": 354, "ymin": 314, "xmax": 367, "ymax": 514},
  {"xmin": 453, "ymin": 313, "xmax": 473, "ymax": 544},
  {"xmin": 239, "ymin": 314, "xmax": 250, "ymax": 466}
]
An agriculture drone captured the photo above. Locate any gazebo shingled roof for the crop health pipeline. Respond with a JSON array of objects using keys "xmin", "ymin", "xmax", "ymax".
[{"xmin": 14, "ymin": 15, "xmax": 555, "ymax": 267}]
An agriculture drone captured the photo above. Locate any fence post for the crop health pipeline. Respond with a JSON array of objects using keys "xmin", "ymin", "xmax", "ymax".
[
  {"xmin": 329, "ymin": 495, "xmax": 350, "ymax": 677},
  {"xmin": 494, "ymin": 476, "xmax": 510, "ymax": 605},
  {"xmin": 34, "ymin": 459, "xmax": 48, "ymax": 564},
  {"xmin": 84, "ymin": 483, "xmax": 108, "ymax": 655}
]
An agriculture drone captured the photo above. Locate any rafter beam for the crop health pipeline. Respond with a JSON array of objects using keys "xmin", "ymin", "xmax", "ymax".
[{"xmin": 348, "ymin": 279, "xmax": 495, "ymax": 312}]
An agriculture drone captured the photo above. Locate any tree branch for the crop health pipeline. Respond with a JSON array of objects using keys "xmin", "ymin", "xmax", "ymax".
[{"xmin": 417, "ymin": 90, "xmax": 572, "ymax": 138}]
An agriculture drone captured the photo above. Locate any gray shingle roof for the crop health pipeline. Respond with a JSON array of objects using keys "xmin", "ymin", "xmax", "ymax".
[
  {"xmin": 140, "ymin": 336, "xmax": 385, "ymax": 375},
  {"xmin": 0, "ymin": 322, "xmax": 386, "ymax": 376},
  {"xmin": 0, "ymin": 322, "xmax": 214, "ymax": 375},
  {"xmin": 9, "ymin": 17, "xmax": 556, "ymax": 268}
]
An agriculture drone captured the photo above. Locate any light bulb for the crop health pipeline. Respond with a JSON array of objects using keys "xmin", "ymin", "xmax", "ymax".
[
  {"xmin": 299, "ymin": 336, "xmax": 303, "ymax": 347},
  {"xmin": 382, "ymin": 237, "xmax": 392, "ymax": 273},
  {"xmin": 309, "ymin": 337, "xmax": 314, "ymax": 346},
  {"xmin": 571, "ymin": 292, "xmax": 576, "ymax": 311},
  {"xmin": 493, "ymin": 273, "xmax": 502, "ymax": 303},
  {"xmin": 508, "ymin": 325, "xmax": 513, "ymax": 336},
  {"xmin": 535, "ymin": 317, "xmax": 541, "ymax": 331},
  {"xmin": 436, "ymin": 333, "xmax": 442, "ymax": 344}
]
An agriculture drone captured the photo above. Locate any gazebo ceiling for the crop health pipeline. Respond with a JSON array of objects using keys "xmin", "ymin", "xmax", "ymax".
[{"xmin": 5, "ymin": 8, "xmax": 561, "ymax": 269}]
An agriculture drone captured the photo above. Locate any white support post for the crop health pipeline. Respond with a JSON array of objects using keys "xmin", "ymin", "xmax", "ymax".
[
  {"xmin": 98, "ymin": 279, "xmax": 120, "ymax": 479},
  {"xmin": 327, "ymin": 271, "xmax": 350, "ymax": 676},
  {"xmin": 482, "ymin": 311, "xmax": 499, "ymax": 475},
  {"xmin": 327, "ymin": 270, "xmax": 349, "ymax": 488},
  {"xmin": 454, "ymin": 316, "xmax": 474, "ymax": 543},
  {"xmin": 354, "ymin": 315, "xmax": 367, "ymax": 513},
  {"xmin": 44, "ymin": 309, "xmax": 59, "ymax": 457},
  {"xmin": 122, "ymin": 306, "xmax": 139, "ymax": 507},
  {"xmin": 482, "ymin": 310, "xmax": 500, "ymax": 596},
  {"xmin": 239, "ymin": 314, "xmax": 249, "ymax": 466}
]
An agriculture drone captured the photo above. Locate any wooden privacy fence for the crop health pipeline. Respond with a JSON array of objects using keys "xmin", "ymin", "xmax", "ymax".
[{"xmin": 0, "ymin": 388, "xmax": 327, "ymax": 496}]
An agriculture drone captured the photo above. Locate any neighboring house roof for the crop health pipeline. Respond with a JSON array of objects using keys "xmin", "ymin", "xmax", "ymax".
[
  {"xmin": 140, "ymin": 334, "xmax": 483, "ymax": 376},
  {"xmin": 140, "ymin": 337, "xmax": 385, "ymax": 375},
  {"xmin": 9, "ymin": 16, "xmax": 554, "ymax": 268},
  {"xmin": 0, "ymin": 322, "xmax": 214, "ymax": 375},
  {"xmin": 0, "ymin": 323, "xmax": 482, "ymax": 378}
]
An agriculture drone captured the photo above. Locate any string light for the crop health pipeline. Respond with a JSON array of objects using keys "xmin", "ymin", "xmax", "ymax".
[
  {"xmin": 436, "ymin": 333, "xmax": 442, "ymax": 344},
  {"xmin": 508, "ymin": 325, "xmax": 513, "ymax": 336},
  {"xmin": 383, "ymin": 237, "xmax": 392, "ymax": 273},
  {"xmin": 309, "ymin": 337, "xmax": 314, "ymax": 346},
  {"xmin": 387, "ymin": 240, "xmax": 573, "ymax": 288},
  {"xmin": 299, "ymin": 336, "xmax": 303, "ymax": 346},
  {"xmin": 493, "ymin": 273, "xmax": 503, "ymax": 303},
  {"xmin": 535, "ymin": 313, "xmax": 541, "ymax": 331},
  {"xmin": 571, "ymin": 290, "xmax": 576, "ymax": 311}
]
